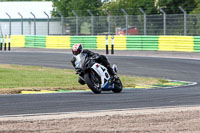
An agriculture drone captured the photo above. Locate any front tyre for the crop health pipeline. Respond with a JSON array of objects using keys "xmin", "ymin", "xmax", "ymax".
[
  {"xmin": 112, "ymin": 79, "xmax": 123, "ymax": 93},
  {"xmin": 84, "ymin": 72, "xmax": 102, "ymax": 94}
]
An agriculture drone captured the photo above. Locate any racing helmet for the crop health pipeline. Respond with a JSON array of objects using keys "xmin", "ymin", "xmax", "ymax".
[{"xmin": 72, "ymin": 43, "xmax": 83, "ymax": 55}]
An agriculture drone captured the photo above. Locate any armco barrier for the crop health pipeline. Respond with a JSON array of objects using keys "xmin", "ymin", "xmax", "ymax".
[
  {"xmin": 127, "ymin": 36, "xmax": 158, "ymax": 50},
  {"xmin": 159, "ymin": 36, "xmax": 194, "ymax": 52},
  {"xmin": 70, "ymin": 36, "xmax": 96, "ymax": 49},
  {"xmin": 46, "ymin": 36, "xmax": 71, "ymax": 49},
  {"xmin": 194, "ymin": 36, "xmax": 200, "ymax": 52},
  {"xmin": 7, "ymin": 35, "xmax": 200, "ymax": 52},
  {"xmin": 25, "ymin": 36, "xmax": 46, "ymax": 48},
  {"xmin": 114, "ymin": 36, "xmax": 126, "ymax": 50},
  {"xmin": 96, "ymin": 35, "xmax": 126, "ymax": 50},
  {"xmin": 11, "ymin": 35, "xmax": 25, "ymax": 47},
  {"xmin": 97, "ymin": 35, "xmax": 110, "ymax": 50}
]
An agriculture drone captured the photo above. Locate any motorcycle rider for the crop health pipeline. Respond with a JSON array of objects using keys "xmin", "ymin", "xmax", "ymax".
[{"xmin": 71, "ymin": 43, "xmax": 118, "ymax": 85}]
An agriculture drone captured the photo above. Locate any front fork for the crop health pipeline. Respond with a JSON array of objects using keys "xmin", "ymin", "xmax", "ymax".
[{"xmin": 90, "ymin": 69, "xmax": 100, "ymax": 84}]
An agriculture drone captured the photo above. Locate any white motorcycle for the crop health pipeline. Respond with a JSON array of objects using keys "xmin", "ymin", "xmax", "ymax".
[{"xmin": 74, "ymin": 53, "xmax": 123, "ymax": 94}]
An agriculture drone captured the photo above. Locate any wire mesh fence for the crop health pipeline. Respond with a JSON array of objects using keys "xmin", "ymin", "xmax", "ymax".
[{"xmin": 1, "ymin": 13, "xmax": 200, "ymax": 36}]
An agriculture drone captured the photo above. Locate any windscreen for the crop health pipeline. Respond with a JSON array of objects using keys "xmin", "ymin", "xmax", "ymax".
[{"xmin": 74, "ymin": 53, "xmax": 87, "ymax": 69}]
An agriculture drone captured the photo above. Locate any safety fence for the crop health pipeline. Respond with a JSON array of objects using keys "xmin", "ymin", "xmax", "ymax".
[
  {"xmin": 1, "ymin": 13, "xmax": 200, "ymax": 36},
  {"xmin": 1, "ymin": 35, "xmax": 200, "ymax": 52}
]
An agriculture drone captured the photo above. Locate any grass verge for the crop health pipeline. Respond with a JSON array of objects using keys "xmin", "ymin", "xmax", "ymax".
[{"xmin": 0, "ymin": 64, "xmax": 167, "ymax": 94}]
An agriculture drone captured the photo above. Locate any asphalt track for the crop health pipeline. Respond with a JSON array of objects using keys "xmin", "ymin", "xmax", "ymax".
[{"xmin": 0, "ymin": 49, "xmax": 200, "ymax": 116}]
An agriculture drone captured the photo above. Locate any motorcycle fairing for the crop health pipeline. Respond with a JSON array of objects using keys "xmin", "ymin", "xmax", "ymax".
[
  {"xmin": 91, "ymin": 63, "xmax": 113, "ymax": 89},
  {"xmin": 102, "ymin": 80, "xmax": 114, "ymax": 91}
]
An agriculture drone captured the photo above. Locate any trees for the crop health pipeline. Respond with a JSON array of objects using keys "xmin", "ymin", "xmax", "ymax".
[
  {"xmin": 156, "ymin": 0, "xmax": 198, "ymax": 14},
  {"xmin": 50, "ymin": 0, "xmax": 200, "ymax": 35},
  {"xmin": 1, "ymin": 0, "xmax": 199, "ymax": 15},
  {"xmin": 191, "ymin": 0, "xmax": 200, "ymax": 14},
  {"xmin": 52, "ymin": 0, "xmax": 102, "ymax": 17},
  {"xmin": 100, "ymin": 0, "xmax": 157, "ymax": 15},
  {"xmin": 0, "ymin": 0, "xmax": 51, "ymax": 1},
  {"xmin": 118, "ymin": 0, "xmax": 157, "ymax": 14}
]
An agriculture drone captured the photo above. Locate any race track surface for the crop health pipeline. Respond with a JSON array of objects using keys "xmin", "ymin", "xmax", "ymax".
[{"xmin": 0, "ymin": 49, "xmax": 200, "ymax": 116}]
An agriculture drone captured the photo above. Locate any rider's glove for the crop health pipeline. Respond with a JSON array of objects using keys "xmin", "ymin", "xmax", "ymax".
[
  {"xmin": 92, "ymin": 54, "xmax": 100, "ymax": 60},
  {"xmin": 75, "ymin": 69, "xmax": 81, "ymax": 74}
]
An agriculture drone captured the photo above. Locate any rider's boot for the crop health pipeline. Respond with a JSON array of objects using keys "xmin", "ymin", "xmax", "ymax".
[
  {"xmin": 106, "ymin": 65, "xmax": 119, "ymax": 81},
  {"xmin": 78, "ymin": 76, "xmax": 85, "ymax": 85},
  {"xmin": 98, "ymin": 55, "xmax": 119, "ymax": 81}
]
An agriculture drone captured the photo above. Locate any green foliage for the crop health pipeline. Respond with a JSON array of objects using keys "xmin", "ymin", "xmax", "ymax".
[
  {"xmin": 155, "ymin": 0, "xmax": 199, "ymax": 35},
  {"xmin": 100, "ymin": 0, "xmax": 157, "ymax": 15},
  {"xmin": 3, "ymin": 0, "xmax": 200, "ymax": 16},
  {"xmin": 52, "ymin": 0, "xmax": 102, "ymax": 17},
  {"xmin": 157, "ymin": 0, "xmax": 198, "ymax": 14},
  {"xmin": 191, "ymin": 0, "xmax": 200, "ymax": 14},
  {"xmin": 0, "ymin": 0, "xmax": 51, "ymax": 1},
  {"xmin": 118, "ymin": 0, "xmax": 157, "ymax": 14}
]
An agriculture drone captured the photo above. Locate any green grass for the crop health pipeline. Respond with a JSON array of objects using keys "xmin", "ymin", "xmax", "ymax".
[{"xmin": 0, "ymin": 64, "xmax": 166, "ymax": 94}]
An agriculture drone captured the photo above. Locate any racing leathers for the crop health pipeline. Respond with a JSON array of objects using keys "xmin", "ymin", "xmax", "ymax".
[{"xmin": 71, "ymin": 49, "xmax": 116, "ymax": 85}]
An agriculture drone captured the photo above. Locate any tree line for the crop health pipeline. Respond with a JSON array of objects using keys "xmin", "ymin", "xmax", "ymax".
[
  {"xmin": 52, "ymin": 0, "xmax": 199, "ymax": 17},
  {"xmin": 1, "ymin": 0, "xmax": 199, "ymax": 16}
]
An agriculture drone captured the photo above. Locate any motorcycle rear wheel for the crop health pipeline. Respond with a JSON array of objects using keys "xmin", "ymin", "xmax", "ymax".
[{"xmin": 84, "ymin": 72, "xmax": 102, "ymax": 94}]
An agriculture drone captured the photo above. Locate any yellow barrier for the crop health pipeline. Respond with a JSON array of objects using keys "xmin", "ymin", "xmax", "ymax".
[
  {"xmin": 10, "ymin": 35, "xmax": 25, "ymax": 47},
  {"xmin": 159, "ymin": 36, "xmax": 194, "ymax": 52},
  {"xmin": 96, "ymin": 35, "xmax": 112, "ymax": 50},
  {"xmin": 9, "ymin": 35, "xmax": 198, "ymax": 52},
  {"xmin": 46, "ymin": 36, "xmax": 71, "ymax": 49},
  {"xmin": 114, "ymin": 35, "xmax": 126, "ymax": 50}
]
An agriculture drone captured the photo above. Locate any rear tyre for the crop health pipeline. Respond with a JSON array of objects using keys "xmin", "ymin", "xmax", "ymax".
[
  {"xmin": 112, "ymin": 79, "xmax": 123, "ymax": 93},
  {"xmin": 84, "ymin": 72, "xmax": 101, "ymax": 94}
]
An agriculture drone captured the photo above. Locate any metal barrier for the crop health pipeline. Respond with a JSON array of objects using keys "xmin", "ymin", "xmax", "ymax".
[
  {"xmin": 0, "ymin": 12, "xmax": 200, "ymax": 36},
  {"xmin": 8, "ymin": 35, "xmax": 200, "ymax": 53}
]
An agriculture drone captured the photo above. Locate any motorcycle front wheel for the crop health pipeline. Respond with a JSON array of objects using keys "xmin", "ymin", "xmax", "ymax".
[
  {"xmin": 112, "ymin": 79, "xmax": 123, "ymax": 93},
  {"xmin": 84, "ymin": 72, "xmax": 102, "ymax": 94}
]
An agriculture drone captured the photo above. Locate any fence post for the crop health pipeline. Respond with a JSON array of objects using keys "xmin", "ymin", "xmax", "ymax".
[
  {"xmin": 4, "ymin": 35, "xmax": 6, "ymax": 51},
  {"xmin": 30, "ymin": 12, "xmax": 36, "ymax": 35},
  {"xmin": 179, "ymin": 6, "xmax": 187, "ymax": 36},
  {"xmin": 8, "ymin": 34, "xmax": 11, "ymax": 51},
  {"xmin": 56, "ymin": 10, "xmax": 64, "ymax": 35},
  {"xmin": 106, "ymin": 35, "xmax": 109, "ymax": 54},
  {"xmin": 111, "ymin": 35, "xmax": 114, "ymax": 54},
  {"xmin": 121, "ymin": 8, "xmax": 128, "ymax": 35},
  {"xmin": 72, "ymin": 10, "xmax": 79, "ymax": 35},
  {"xmin": 160, "ymin": 8, "xmax": 166, "ymax": 35},
  {"xmin": 6, "ymin": 13, "xmax": 11, "ymax": 35},
  {"xmin": 87, "ymin": 10, "xmax": 94, "ymax": 35},
  {"xmin": 139, "ymin": 8, "xmax": 147, "ymax": 35},
  {"xmin": 0, "ymin": 36, "xmax": 2, "ymax": 51},
  {"xmin": 0, "ymin": 25, "xmax": 2, "ymax": 51},
  {"xmin": 18, "ymin": 12, "xmax": 23, "ymax": 35},
  {"xmin": 104, "ymin": 9, "xmax": 111, "ymax": 35},
  {"xmin": 44, "ymin": 11, "xmax": 50, "ymax": 35}
]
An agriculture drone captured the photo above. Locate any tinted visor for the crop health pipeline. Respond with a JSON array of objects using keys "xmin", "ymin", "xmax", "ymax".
[{"xmin": 72, "ymin": 50, "xmax": 80, "ymax": 55}]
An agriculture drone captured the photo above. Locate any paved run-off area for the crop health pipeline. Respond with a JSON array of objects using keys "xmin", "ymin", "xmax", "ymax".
[{"xmin": 0, "ymin": 106, "xmax": 200, "ymax": 132}]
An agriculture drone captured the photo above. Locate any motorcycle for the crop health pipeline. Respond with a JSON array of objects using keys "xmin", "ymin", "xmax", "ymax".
[{"xmin": 74, "ymin": 53, "xmax": 123, "ymax": 94}]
